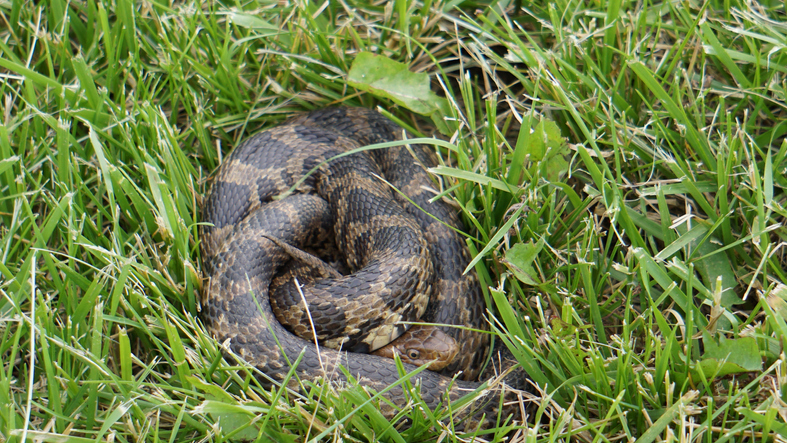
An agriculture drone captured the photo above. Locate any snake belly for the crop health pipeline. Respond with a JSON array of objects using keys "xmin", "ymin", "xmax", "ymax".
[{"xmin": 200, "ymin": 107, "xmax": 493, "ymax": 416}]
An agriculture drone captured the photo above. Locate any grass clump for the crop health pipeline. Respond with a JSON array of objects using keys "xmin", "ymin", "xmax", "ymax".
[{"xmin": 0, "ymin": 0, "xmax": 786, "ymax": 441}]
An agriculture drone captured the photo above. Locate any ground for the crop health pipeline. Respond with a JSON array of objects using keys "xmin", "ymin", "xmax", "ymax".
[{"xmin": 1, "ymin": 0, "xmax": 786, "ymax": 442}]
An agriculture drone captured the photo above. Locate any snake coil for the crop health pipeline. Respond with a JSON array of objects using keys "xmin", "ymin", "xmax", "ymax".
[{"xmin": 200, "ymin": 107, "xmax": 519, "ymax": 426}]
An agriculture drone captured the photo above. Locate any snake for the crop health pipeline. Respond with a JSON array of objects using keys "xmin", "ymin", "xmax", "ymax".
[{"xmin": 199, "ymin": 107, "xmax": 513, "ymax": 425}]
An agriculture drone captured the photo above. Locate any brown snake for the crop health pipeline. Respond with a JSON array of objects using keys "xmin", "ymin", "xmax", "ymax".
[{"xmin": 200, "ymin": 107, "xmax": 517, "ymax": 425}]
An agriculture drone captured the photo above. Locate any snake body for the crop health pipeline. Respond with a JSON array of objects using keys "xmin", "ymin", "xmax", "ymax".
[{"xmin": 200, "ymin": 107, "xmax": 502, "ymax": 421}]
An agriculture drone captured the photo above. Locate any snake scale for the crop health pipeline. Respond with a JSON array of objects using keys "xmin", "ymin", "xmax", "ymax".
[{"xmin": 200, "ymin": 107, "xmax": 514, "ymax": 424}]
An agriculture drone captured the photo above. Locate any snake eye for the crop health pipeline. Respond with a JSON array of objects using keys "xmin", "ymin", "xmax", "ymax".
[{"xmin": 407, "ymin": 350, "xmax": 420, "ymax": 360}]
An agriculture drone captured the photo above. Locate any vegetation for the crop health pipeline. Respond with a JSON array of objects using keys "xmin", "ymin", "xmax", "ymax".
[{"xmin": 0, "ymin": 0, "xmax": 785, "ymax": 441}]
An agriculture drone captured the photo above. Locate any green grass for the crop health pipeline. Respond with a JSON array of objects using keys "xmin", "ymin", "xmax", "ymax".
[{"xmin": 1, "ymin": 0, "xmax": 786, "ymax": 441}]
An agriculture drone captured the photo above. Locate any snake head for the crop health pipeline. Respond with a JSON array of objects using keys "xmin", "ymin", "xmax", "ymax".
[{"xmin": 371, "ymin": 325, "xmax": 459, "ymax": 371}]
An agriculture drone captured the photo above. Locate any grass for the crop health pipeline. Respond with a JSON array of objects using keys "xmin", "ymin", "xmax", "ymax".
[{"xmin": 1, "ymin": 0, "xmax": 786, "ymax": 441}]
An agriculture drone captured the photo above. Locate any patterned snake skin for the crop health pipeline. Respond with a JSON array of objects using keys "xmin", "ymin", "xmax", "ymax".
[{"xmin": 200, "ymin": 107, "xmax": 515, "ymax": 424}]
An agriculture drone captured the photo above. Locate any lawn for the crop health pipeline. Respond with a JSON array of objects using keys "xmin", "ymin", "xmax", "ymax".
[{"xmin": 1, "ymin": 0, "xmax": 786, "ymax": 441}]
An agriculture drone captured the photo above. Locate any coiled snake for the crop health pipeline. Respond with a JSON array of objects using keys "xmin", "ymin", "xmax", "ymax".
[{"xmin": 200, "ymin": 107, "xmax": 513, "ymax": 423}]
